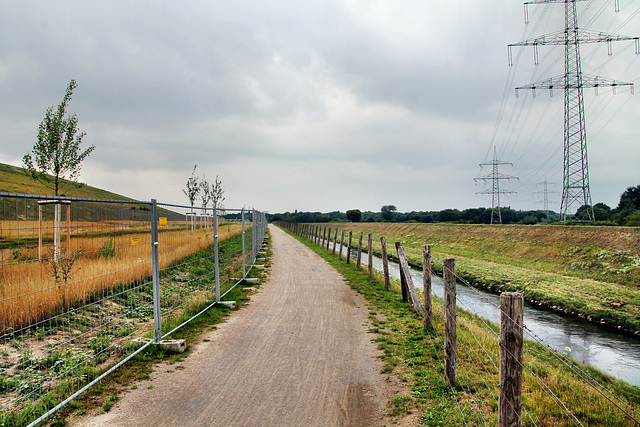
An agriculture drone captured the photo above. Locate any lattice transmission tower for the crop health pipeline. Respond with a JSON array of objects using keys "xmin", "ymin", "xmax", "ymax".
[
  {"xmin": 475, "ymin": 147, "xmax": 519, "ymax": 224},
  {"xmin": 508, "ymin": 0, "xmax": 639, "ymax": 222},
  {"xmin": 534, "ymin": 176, "xmax": 560, "ymax": 219}
]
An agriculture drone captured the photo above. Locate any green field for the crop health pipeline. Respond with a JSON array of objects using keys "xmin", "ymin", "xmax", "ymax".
[{"xmin": 312, "ymin": 222, "xmax": 640, "ymax": 334}]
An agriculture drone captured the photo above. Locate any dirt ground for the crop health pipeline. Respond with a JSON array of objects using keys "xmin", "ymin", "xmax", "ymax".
[{"xmin": 72, "ymin": 225, "xmax": 401, "ymax": 426}]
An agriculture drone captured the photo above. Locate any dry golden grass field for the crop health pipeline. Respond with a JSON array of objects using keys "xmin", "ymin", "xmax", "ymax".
[{"xmin": 0, "ymin": 221, "xmax": 242, "ymax": 332}]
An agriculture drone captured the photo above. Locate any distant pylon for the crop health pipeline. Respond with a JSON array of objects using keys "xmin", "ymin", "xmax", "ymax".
[
  {"xmin": 475, "ymin": 147, "xmax": 519, "ymax": 224},
  {"xmin": 508, "ymin": 0, "xmax": 639, "ymax": 222},
  {"xmin": 534, "ymin": 176, "xmax": 560, "ymax": 219}
]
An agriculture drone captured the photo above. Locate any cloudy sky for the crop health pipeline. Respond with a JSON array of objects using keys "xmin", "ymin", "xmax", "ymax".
[{"xmin": 1, "ymin": 0, "xmax": 638, "ymax": 214}]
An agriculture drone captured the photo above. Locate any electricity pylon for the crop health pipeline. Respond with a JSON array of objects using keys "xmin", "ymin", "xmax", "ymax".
[
  {"xmin": 475, "ymin": 147, "xmax": 519, "ymax": 224},
  {"xmin": 534, "ymin": 176, "xmax": 560, "ymax": 219},
  {"xmin": 508, "ymin": 0, "xmax": 639, "ymax": 222}
]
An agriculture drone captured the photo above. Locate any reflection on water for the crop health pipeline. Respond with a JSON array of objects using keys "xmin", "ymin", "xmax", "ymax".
[{"xmin": 326, "ymin": 240, "xmax": 640, "ymax": 387}]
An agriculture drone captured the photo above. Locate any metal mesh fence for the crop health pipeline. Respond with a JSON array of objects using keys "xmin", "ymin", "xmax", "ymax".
[{"xmin": 0, "ymin": 193, "xmax": 267, "ymax": 426}]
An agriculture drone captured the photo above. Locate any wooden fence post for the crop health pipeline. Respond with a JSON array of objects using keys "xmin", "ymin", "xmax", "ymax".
[
  {"xmin": 322, "ymin": 227, "xmax": 327, "ymax": 247},
  {"xmin": 326, "ymin": 228, "xmax": 331, "ymax": 251},
  {"xmin": 397, "ymin": 244, "xmax": 423, "ymax": 315},
  {"xmin": 356, "ymin": 232, "xmax": 363, "ymax": 270},
  {"xmin": 333, "ymin": 228, "xmax": 338, "ymax": 254},
  {"xmin": 395, "ymin": 242, "xmax": 409, "ymax": 302},
  {"xmin": 367, "ymin": 233, "xmax": 373, "ymax": 277},
  {"xmin": 423, "ymin": 245, "xmax": 432, "ymax": 330},
  {"xmin": 380, "ymin": 237, "xmax": 390, "ymax": 291},
  {"xmin": 443, "ymin": 258, "xmax": 457, "ymax": 388},
  {"xmin": 499, "ymin": 292, "xmax": 524, "ymax": 427},
  {"xmin": 346, "ymin": 231, "xmax": 353, "ymax": 264},
  {"xmin": 339, "ymin": 230, "xmax": 345, "ymax": 260}
]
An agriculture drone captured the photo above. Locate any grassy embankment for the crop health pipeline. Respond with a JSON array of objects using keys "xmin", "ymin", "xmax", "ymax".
[
  {"xmin": 313, "ymin": 222, "xmax": 640, "ymax": 334},
  {"xmin": 282, "ymin": 226, "xmax": 640, "ymax": 426},
  {"xmin": 0, "ymin": 162, "xmax": 133, "ymax": 200}
]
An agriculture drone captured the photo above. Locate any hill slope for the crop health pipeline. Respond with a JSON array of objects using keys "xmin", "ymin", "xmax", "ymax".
[{"xmin": 0, "ymin": 162, "xmax": 134, "ymax": 201}]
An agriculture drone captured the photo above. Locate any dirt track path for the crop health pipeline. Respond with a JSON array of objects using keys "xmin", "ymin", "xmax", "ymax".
[{"xmin": 77, "ymin": 224, "xmax": 388, "ymax": 426}]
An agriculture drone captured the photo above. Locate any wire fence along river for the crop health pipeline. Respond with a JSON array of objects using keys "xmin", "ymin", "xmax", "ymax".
[
  {"xmin": 0, "ymin": 192, "xmax": 267, "ymax": 426},
  {"xmin": 277, "ymin": 222, "xmax": 640, "ymax": 426}
]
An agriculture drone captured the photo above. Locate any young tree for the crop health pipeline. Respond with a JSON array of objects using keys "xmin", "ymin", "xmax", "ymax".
[
  {"xmin": 183, "ymin": 165, "xmax": 200, "ymax": 211},
  {"xmin": 211, "ymin": 175, "xmax": 225, "ymax": 211},
  {"xmin": 23, "ymin": 79, "xmax": 95, "ymax": 195},
  {"xmin": 200, "ymin": 174, "xmax": 212, "ymax": 210}
]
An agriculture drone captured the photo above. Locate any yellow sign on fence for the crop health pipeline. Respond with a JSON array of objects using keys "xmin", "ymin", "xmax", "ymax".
[
  {"xmin": 159, "ymin": 217, "xmax": 167, "ymax": 226},
  {"xmin": 131, "ymin": 238, "xmax": 140, "ymax": 246}
]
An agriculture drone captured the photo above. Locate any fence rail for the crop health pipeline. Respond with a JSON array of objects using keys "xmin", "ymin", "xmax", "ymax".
[
  {"xmin": 0, "ymin": 192, "xmax": 266, "ymax": 426},
  {"xmin": 276, "ymin": 221, "xmax": 640, "ymax": 426}
]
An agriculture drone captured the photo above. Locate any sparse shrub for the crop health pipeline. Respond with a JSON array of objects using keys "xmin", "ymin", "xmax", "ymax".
[{"xmin": 99, "ymin": 238, "xmax": 116, "ymax": 259}]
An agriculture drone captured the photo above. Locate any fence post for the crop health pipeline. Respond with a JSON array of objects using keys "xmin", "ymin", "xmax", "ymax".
[
  {"xmin": 54, "ymin": 202, "xmax": 60, "ymax": 261},
  {"xmin": 423, "ymin": 245, "xmax": 432, "ymax": 330},
  {"xmin": 346, "ymin": 231, "xmax": 353, "ymax": 264},
  {"xmin": 499, "ymin": 292, "xmax": 524, "ymax": 427},
  {"xmin": 214, "ymin": 205, "xmax": 220, "ymax": 302},
  {"xmin": 397, "ymin": 244, "xmax": 423, "ymax": 314},
  {"xmin": 356, "ymin": 232, "xmax": 363, "ymax": 270},
  {"xmin": 380, "ymin": 236, "xmax": 390, "ymax": 291},
  {"xmin": 38, "ymin": 203, "xmax": 42, "ymax": 260},
  {"xmin": 333, "ymin": 228, "xmax": 338, "ymax": 254},
  {"xmin": 444, "ymin": 258, "xmax": 457, "ymax": 388},
  {"xmin": 367, "ymin": 233, "xmax": 373, "ymax": 277},
  {"xmin": 339, "ymin": 230, "xmax": 345, "ymax": 260},
  {"xmin": 252, "ymin": 210, "xmax": 256, "ymax": 260},
  {"xmin": 241, "ymin": 208, "xmax": 246, "ymax": 277},
  {"xmin": 151, "ymin": 199, "xmax": 162, "ymax": 342},
  {"xmin": 66, "ymin": 203, "xmax": 70, "ymax": 258},
  {"xmin": 326, "ymin": 227, "xmax": 332, "ymax": 251},
  {"xmin": 395, "ymin": 242, "xmax": 409, "ymax": 302},
  {"xmin": 322, "ymin": 227, "xmax": 327, "ymax": 247}
]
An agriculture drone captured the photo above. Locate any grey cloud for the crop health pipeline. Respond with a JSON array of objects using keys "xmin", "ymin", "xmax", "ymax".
[{"xmin": 0, "ymin": 0, "xmax": 637, "ymax": 212}]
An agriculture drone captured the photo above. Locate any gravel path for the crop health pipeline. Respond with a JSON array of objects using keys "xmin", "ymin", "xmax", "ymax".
[{"xmin": 76, "ymin": 224, "xmax": 389, "ymax": 426}]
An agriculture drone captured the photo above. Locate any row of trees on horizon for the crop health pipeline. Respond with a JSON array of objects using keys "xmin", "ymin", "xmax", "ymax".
[{"xmin": 264, "ymin": 185, "xmax": 640, "ymax": 226}]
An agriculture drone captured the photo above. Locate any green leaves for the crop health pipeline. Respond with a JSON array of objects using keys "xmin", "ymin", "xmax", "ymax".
[{"xmin": 23, "ymin": 79, "xmax": 95, "ymax": 195}]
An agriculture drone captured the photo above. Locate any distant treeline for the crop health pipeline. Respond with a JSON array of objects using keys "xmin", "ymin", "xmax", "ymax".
[
  {"xmin": 260, "ymin": 184, "xmax": 640, "ymax": 226},
  {"xmin": 266, "ymin": 207, "xmax": 553, "ymax": 225}
]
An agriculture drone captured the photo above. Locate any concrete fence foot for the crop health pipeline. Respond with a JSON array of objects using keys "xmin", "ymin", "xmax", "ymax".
[
  {"xmin": 219, "ymin": 301, "xmax": 237, "ymax": 309},
  {"xmin": 132, "ymin": 337, "xmax": 187, "ymax": 353}
]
